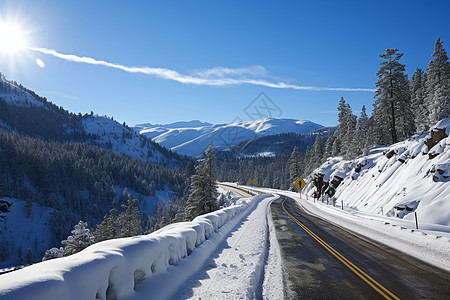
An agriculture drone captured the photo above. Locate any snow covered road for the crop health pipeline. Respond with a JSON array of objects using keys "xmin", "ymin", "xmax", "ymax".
[{"xmin": 172, "ymin": 193, "xmax": 284, "ymax": 299}]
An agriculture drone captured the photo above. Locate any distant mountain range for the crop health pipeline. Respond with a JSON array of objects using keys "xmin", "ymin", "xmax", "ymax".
[
  {"xmin": 134, "ymin": 118, "xmax": 324, "ymax": 157},
  {"xmin": 223, "ymin": 127, "xmax": 336, "ymax": 158}
]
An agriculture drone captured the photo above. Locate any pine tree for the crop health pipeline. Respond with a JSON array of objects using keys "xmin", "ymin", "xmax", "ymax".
[
  {"xmin": 302, "ymin": 146, "xmax": 314, "ymax": 176},
  {"xmin": 173, "ymin": 205, "xmax": 187, "ymax": 223},
  {"xmin": 118, "ymin": 199, "xmax": 141, "ymax": 238},
  {"xmin": 24, "ymin": 198, "xmax": 32, "ymax": 218},
  {"xmin": 94, "ymin": 208, "xmax": 119, "ymax": 242},
  {"xmin": 373, "ymin": 48, "xmax": 413, "ymax": 144},
  {"xmin": 355, "ymin": 106, "xmax": 370, "ymax": 156},
  {"xmin": 313, "ymin": 133, "xmax": 324, "ymax": 162},
  {"xmin": 185, "ymin": 145, "xmax": 219, "ymax": 220},
  {"xmin": 61, "ymin": 220, "xmax": 94, "ymax": 256},
  {"xmin": 324, "ymin": 129, "xmax": 336, "ymax": 158},
  {"xmin": 42, "ymin": 247, "xmax": 64, "ymax": 261},
  {"xmin": 121, "ymin": 187, "xmax": 132, "ymax": 203},
  {"xmin": 26, "ymin": 247, "xmax": 34, "ymax": 264},
  {"xmin": 331, "ymin": 135, "xmax": 340, "ymax": 157},
  {"xmin": 425, "ymin": 38, "xmax": 450, "ymax": 124},
  {"xmin": 411, "ymin": 68, "xmax": 429, "ymax": 132},
  {"xmin": 287, "ymin": 146, "xmax": 301, "ymax": 184},
  {"xmin": 344, "ymin": 113, "xmax": 357, "ymax": 159},
  {"xmin": 336, "ymin": 97, "xmax": 357, "ymax": 158}
]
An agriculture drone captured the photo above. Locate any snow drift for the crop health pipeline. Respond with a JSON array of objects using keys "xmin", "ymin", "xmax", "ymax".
[{"xmin": 0, "ymin": 194, "xmax": 268, "ymax": 300}]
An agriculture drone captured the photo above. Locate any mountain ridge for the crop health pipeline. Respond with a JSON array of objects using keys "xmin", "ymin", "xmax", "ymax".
[
  {"xmin": 0, "ymin": 72, "xmax": 187, "ymax": 166},
  {"xmin": 134, "ymin": 118, "xmax": 324, "ymax": 157}
]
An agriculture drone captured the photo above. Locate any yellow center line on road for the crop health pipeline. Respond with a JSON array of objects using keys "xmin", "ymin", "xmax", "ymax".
[{"xmin": 281, "ymin": 197, "xmax": 400, "ymax": 300}]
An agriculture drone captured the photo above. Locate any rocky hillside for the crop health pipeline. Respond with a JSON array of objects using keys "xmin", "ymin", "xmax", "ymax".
[{"xmin": 305, "ymin": 118, "xmax": 450, "ymax": 226}]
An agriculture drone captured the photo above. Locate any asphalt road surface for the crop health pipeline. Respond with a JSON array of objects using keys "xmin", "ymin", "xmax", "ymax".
[
  {"xmin": 271, "ymin": 196, "xmax": 450, "ymax": 299},
  {"xmin": 217, "ymin": 183, "xmax": 256, "ymax": 197}
]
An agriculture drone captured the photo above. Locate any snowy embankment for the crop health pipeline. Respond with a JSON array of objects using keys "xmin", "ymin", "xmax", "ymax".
[
  {"xmin": 303, "ymin": 118, "xmax": 450, "ymax": 227},
  {"xmin": 0, "ymin": 193, "xmax": 282, "ymax": 300}
]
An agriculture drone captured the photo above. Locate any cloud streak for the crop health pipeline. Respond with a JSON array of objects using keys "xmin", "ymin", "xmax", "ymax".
[{"xmin": 29, "ymin": 47, "xmax": 375, "ymax": 92}]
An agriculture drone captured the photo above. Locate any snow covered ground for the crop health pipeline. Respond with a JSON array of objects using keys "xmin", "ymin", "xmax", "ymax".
[
  {"xmin": 171, "ymin": 193, "xmax": 283, "ymax": 299},
  {"xmin": 0, "ymin": 74, "xmax": 45, "ymax": 109},
  {"xmin": 235, "ymin": 117, "xmax": 448, "ymax": 273},
  {"xmin": 301, "ymin": 118, "xmax": 450, "ymax": 228},
  {"xmin": 1, "ymin": 180, "xmax": 449, "ymax": 299},
  {"xmin": 2, "ymin": 113, "xmax": 449, "ymax": 300},
  {"xmin": 0, "ymin": 191, "xmax": 285, "ymax": 300},
  {"xmin": 0, "ymin": 198, "xmax": 54, "ymax": 269},
  {"xmin": 0, "ymin": 186, "xmax": 174, "ymax": 269},
  {"xmin": 82, "ymin": 116, "xmax": 168, "ymax": 163}
]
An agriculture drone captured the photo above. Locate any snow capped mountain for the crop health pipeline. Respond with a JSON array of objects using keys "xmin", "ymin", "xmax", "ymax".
[
  {"xmin": 224, "ymin": 127, "xmax": 336, "ymax": 158},
  {"xmin": 134, "ymin": 118, "xmax": 323, "ymax": 157},
  {"xmin": 0, "ymin": 73, "xmax": 185, "ymax": 166},
  {"xmin": 304, "ymin": 118, "xmax": 450, "ymax": 227},
  {"xmin": 136, "ymin": 120, "xmax": 212, "ymax": 131},
  {"xmin": 81, "ymin": 116, "xmax": 173, "ymax": 164},
  {"xmin": 0, "ymin": 73, "xmax": 45, "ymax": 109}
]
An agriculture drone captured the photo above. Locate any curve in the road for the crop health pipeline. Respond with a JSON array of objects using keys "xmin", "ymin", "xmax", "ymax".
[
  {"xmin": 273, "ymin": 195, "xmax": 450, "ymax": 300},
  {"xmin": 282, "ymin": 197, "xmax": 399, "ymax": 300}
]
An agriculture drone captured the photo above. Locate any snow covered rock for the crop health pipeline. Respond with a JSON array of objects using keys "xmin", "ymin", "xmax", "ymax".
[{"xmin": 426, "ymin": 118, "xmax": 450, "ymax": 158}]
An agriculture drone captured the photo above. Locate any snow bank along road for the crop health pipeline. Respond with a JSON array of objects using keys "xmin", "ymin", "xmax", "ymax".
[
  {"xmin": 0, "ymin": 187, "xmax": 285, "ymax": 300},
  {"xmin": 271, "ymin": 195, "xmax": 450, "ymax": 299}
]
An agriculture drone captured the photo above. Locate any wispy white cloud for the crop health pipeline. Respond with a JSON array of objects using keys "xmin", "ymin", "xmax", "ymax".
[
  {"xmin": 192, "ymin": 65, "xmax": 268, "ymax": 78},
  {"xmin": 29, "ymin": 47, "xmax": 376, "ymax": 92}
]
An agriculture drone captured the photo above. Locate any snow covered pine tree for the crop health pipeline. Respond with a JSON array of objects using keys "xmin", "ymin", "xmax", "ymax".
[
  {"xmin": 410, "ymin": 68, "xmax": 428, "ymax": 132},
  {"xmin": 373, "ymin": 48, "xmax": 413, "ymax": 145},
  {"xmin": 288, "ymin": 146, "xmax": 301, "ymax": 185},
  {"xmin": 425, "ymin": 38, "xmax": 450, "ymax": 124},
  {"xmin": 185, "ymin": 145, "xmax": 219, "ymax": 220},
  {"xmin": 61, "ymin": 220, "xmax": 94, "ymax": 256}
]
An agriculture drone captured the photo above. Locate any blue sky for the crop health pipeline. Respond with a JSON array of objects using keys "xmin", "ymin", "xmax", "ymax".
[{"xmin": 0, "ymin": 0, "xmax": 449, "ymax": 127}]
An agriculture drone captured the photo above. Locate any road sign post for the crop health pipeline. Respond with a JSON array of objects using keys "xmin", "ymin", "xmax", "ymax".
[
  {"xmin": 415, "ymin": 212, "xmax": 419, "ymax": 229},
  {"xmin": 294, "ymin": 177, "xmax": 306, "ymax": 201}
]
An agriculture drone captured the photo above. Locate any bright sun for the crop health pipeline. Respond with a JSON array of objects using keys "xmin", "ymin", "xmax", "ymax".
[{"xmin": 0, "ymin": 22, "xmax": 26, "ymax": 53}]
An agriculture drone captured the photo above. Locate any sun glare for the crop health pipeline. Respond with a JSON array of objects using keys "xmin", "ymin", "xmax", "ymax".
[{"xmin": 0, "ymin": 22, "xmax": 26, "ymax": 53}]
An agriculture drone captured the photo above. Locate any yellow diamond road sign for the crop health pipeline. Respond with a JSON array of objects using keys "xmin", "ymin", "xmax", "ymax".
[
  {"xmin": 252, "ymin": 179, "xmax": 257, "ymax": 184},
  {"xmin": 295, "ymin": 177, "xmax": 306, "ymax": 190}
]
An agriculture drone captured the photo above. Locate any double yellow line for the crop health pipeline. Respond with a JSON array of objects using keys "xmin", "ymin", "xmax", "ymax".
[{"xmin": 281, "ymin": 198, "xmax": 400, "ymax": 300}]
